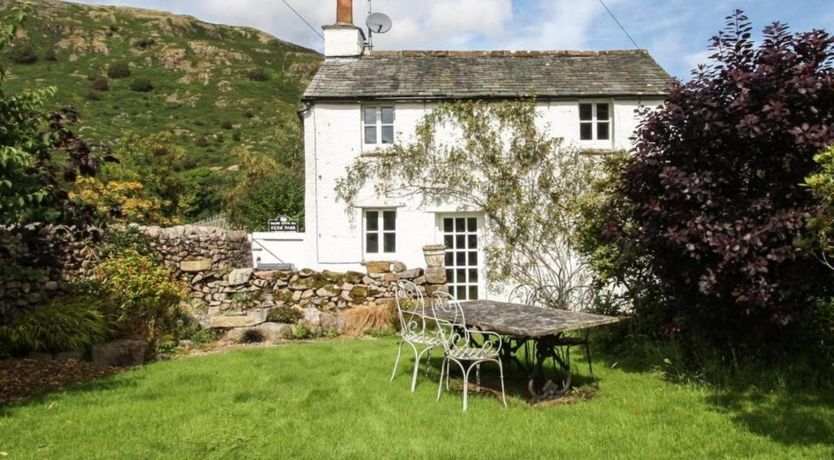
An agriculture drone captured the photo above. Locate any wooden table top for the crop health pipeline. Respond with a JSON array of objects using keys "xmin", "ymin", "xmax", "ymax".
[{"xmin": 437, "ymin": 299, "xmax": 621, "ymax": 338}]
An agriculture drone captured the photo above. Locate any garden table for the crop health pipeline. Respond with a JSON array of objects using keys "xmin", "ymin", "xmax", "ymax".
[{"xmin": 437, "ymin": 299, "xmax": 620, "ymax": 402}]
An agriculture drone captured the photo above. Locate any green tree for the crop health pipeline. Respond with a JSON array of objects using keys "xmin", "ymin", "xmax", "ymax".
[{"xmin": 336, "ymin": 100, "xmax": 599, "ymax": 306}]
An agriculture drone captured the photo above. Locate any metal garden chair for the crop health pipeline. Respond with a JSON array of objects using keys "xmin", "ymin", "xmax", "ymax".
[
  {"xmin": 390, "ymin": 280, "xmax": 443, "ymax": 391},
  {"xmin": 431, "ymin": 291, "xmax": 507, "ymax": 411}
]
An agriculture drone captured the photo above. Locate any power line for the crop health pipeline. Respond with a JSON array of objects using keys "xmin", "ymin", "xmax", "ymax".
[
  {"xmin": 280, "ymin": 0, "xmax": 324, "ymax": 40},
  {"xmin": 596, "ymin": 0, "xmax": 640, "ymax": 49}
]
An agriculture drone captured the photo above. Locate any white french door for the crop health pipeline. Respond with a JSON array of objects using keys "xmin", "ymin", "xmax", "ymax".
[{"xmin": 440, "ymin": 215, "xmax": 482, "ymax": 300}]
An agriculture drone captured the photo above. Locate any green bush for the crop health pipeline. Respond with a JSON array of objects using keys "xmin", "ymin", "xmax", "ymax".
[
  {"xmin": 242, "ymin": 109, "xmax": 255, "ymax": 119},
  {"xmin": 194, "ymin": 136, "xmax": 208, "ymax": 148},
  {"xmin": 220, "ymin": 120, "xmax": 233, "ymax": 130},
  {"xmin": 266, "ymin": 305, "xmax": 302, "ymax": 324},
  {"xmin": 94, "ymin": 251, "xmax": 186, "ymax": 344},
  {"xmin": 130, "ymin": 78, "xmax": 153, "ymax": 92},
  {"xmin": 232, "ymin": 130, "xmax": 242, "ymax": 142},
  {"xmin": 240, "ymin": 329, "xmax": 265, "ymax": 344},
  {"xmin": 85, "ymin": 91, "xmax": 100, "ymax": 101},
  {"xmin": 8, "ymin": 43, "xmax": 37, "ymax": 64},
  {"xmin": 107, "ymin": 61, "xmax": 131, "ymax": 79},
  {"xmin": 92, "ymin": 78, "xmax": 109, "ymax": 91},
  {"xmin": 246, "ymin": 68, "xmax": 269, "ymax": 81},
  {"xmin": 0, "ymin": 295, "xmax": 108, "ymax": 355},
  {"xmin": 43, "ymin": 46, "xmax": 57, "ymax": 61}
]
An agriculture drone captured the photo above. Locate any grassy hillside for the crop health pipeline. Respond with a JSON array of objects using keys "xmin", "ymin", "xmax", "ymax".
[{"xmin": 0, "ymin": 0, "xmax": 321, "ymax": 220}]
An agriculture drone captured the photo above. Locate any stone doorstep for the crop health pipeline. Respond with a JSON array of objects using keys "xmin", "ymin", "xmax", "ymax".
[{"xmin": 209, "ymin": 309, "xmax": 268, "ymax": 328}]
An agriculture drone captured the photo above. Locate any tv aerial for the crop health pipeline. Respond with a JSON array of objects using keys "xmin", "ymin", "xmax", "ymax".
[{"xmin": 365, "ymin": 1, "xmax": 392, "ymax": 50}]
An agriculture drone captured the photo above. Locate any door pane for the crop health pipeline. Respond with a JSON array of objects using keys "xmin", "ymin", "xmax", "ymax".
[
  {"xmin": 456, "ymin": 268, "xmax": 466, "ymax": 283},
  {"xmin": 468, "ymin": 268, "xmax": 478, "ymax": 282},
  {"xmin": 468, "ymin": 251, "xmax": 478, "ymax": 265},
  {"xmin": 455, "ymin": 218, "xmax": 465, "ymax": 232},
  {"xmin": 445, "ymin": 252, "xmax": 453, "ymax": 266},
  {"xmin": 456, "ymin": 252, "xmax": 466, "ymax": 266},
  {"xmin": 456, "ymin": 234, "xmax": 466, "ymax": 249},
  {"xmin": 446, "ymin": 269, "xmax": 454, "ymax": 283},
  {"xmin": 444, "ymin": 235, "xmax": 454, "ymax": 249},
  {"xmin": 467, "ymin": 218, "xmax": 477, "ymax": 232},
  {"xmin": 383, "ymin": 233, "xmax": 396, "ymax": 252},
  {"xmin": 443, "ymin": 218, "xmax": 453, "ymax": 232},
  {"xmin": 456, "ymin": 286, "xmax": 466, "ymax": 299},
  {"xmin": 467, "ymin": 234, "xmax": 477, "ymax": 249},
  {"xmin": 468, "ymin": 286, "xmax": 479, "ymax": 300}
]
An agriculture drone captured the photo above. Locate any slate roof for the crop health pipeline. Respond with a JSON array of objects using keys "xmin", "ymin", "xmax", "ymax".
[{"xmin": 303, "ymin": 50, "xmax": 672, "ymax": 101}]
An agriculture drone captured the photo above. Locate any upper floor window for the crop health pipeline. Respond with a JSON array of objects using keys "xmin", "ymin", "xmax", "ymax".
[
  {"xmin": 364, "ymin": 209, "xmax": 396, "ymax": 254},
  {"xmin": 579, "ymin": 102, "xmax": 610, "ymax": 141},
  {"xmin": 363, "ymin": 106, "xmax": 395, "ymax": 145}
]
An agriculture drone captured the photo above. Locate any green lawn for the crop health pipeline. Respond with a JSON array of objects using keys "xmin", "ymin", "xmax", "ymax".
[{"xmin": 1, "ymin": 338, "xmax": 833, "ymax": 459}]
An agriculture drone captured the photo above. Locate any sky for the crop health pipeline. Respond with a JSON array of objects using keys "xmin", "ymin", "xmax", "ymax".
[{"xmin": 71, "ymin": 0, "xmax": 834, "ymax": 80}]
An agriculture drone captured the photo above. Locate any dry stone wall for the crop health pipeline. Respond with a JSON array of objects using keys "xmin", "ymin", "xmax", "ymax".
[{"xmin": 0, "ymin": 224, "xmax": 251, "ymax": 315}]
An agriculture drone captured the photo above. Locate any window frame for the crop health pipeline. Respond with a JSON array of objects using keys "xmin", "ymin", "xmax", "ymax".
[
  {"xmin": 362, "ymin": 105, "xmax": 395, "ymax": 147},
  {"xmin": 578, "ymin": 101, "xmax": 612, "ymax": 143},
  {"xmin": 363, "ymin": 208, "xmax": 397, "ymax": 256}
]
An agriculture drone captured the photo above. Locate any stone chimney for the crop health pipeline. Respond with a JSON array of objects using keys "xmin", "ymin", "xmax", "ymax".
[{"xmin": 323, "ymin": 0, "xmax": 365, "ymax": 58}]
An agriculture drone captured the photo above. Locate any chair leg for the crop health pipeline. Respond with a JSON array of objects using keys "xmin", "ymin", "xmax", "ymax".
[
  {"xmin": 424, "ymin": 347, "xmax": 432, "ymax": 377},
  {"xmin": 445, "ymin": 360, "xmax": 451, "ymax": 390},
  {"xmin": 436, "ymin": 357, "xmax": 446, "ymax": 401},
  {"xmin": 497, "ymin": 359, "xmax": 507, "ymax": 408},
  {"xmin": 462, "ymin": 363, "xmax": 471, "ymax": 412},
  {"xmin": 389, "ymin": 341, "xmax": 403, "ymax": 382},
  {"xmin": 585, "ymin": 342, "xmax": 594, "ymax": 379},
  {"xmin": 411, "ymin": 347, "xmax": 430, "ymax": 392},
  {"xmin": 475, "ymin": 363, "xmax": 481, "ymax": 392}
]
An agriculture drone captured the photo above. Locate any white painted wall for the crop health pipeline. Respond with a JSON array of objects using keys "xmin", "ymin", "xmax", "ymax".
[{"xmin": 255, "ymin": 97, "xmax": 663, "ymax": 298}]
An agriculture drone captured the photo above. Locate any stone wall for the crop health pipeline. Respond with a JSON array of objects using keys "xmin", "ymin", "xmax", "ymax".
[
  {"xmin": 0, "ymin": 224, "xmax": 252, "ymax": 315},
  {"xmin": 179, "ymin": 264, "xmax": 448, "ymax": 329}
]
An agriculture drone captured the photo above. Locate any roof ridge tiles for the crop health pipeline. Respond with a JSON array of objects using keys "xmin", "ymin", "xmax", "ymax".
[{"xmin": 367, "ymin": 49, "xmax": 650, "ymax": 58}]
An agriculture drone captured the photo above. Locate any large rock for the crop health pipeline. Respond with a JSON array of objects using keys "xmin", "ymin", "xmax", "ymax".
[
  {"xmin": 181, "ymin": 258, "xmax": 212, "ymax": 272},
  {"xmin": 210, "ymin": 310, "xmax": 266, "ymax": 328},
  {"xmin": 398, "ymin": 268, "xmax": 423, "ymax": 280},
  {"xmin": 92, "ymin": 339, "xmax": 148, "ymax": 367},
  {"xmin": 300, "ymin": 307, "xmax": 322, "ymax": 335},
  {"xmin": 224, "ymin": 322, "xmax": 291, "ymax": 343},
  {"xmin": 320, "ymin": 312, "xmax": 346, "ymax": 335},
  {"xmin": 227, "ymin": 268, "xmax": 254, "ymax": 286}
]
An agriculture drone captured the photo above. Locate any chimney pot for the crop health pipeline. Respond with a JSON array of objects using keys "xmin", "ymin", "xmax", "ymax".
[{"xmin": 337, "ymin": 0, "xmax": 353, "ymax": 25}]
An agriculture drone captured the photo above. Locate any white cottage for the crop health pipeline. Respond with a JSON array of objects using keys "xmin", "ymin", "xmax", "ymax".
[{"xmin": 251, "ymin": 0, "xmax": 671, "ymax": 300}]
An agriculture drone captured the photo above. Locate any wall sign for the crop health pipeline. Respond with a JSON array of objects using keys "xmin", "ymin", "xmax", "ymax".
[{"xmin": 268, "ymin": 215, "xmax": 300, "ymax": 232}]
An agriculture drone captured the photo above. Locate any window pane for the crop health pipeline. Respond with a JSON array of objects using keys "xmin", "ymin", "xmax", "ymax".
[
  {"xmin": 469, "ymin": 286, "xmax": 479, "ymax": 300},
  {"xmin": 443, "ymin": 218, "xmax": 453, "ymax": 232},
  {"xmin": 580, "ymin": 123, "xmax": 592, "ymax": 140},
  {"xmin": 455, "ymin": 218, "xmax": 465, "ymax": 232},
  {"xmin": 467, "ymin": 218, "xmax": 477, "ymax": 232},
  {"xmin": 445, "ymin": 252, "xmax": 453, "ymax": 266},
  {"xmin": 383, "ymin": 211, "xmax": 396, "ymax": 230},
  {"xmin": 468, "ymin": 251, "xmax": 478, "ymax": 265},
  {"xmin": 383, "ymin": 233, "xmax": 396, "ymax": 252},
  {"xmin": 381, "ymin": 107, "xmax": 394, "ymax": 124},
  {"xmin": 597, "ymin": 122, "xmax": 610, "ymax": 140},
  {"xmin": 446, "ymin": 269, "xmax": 454, "ymax": 283},
  {"xmin": 467, "ymin": 234, "xmax": 478, "ymax": 249},
  {"xmin": 366, "ymin": 233, "xmax": 379, "ymax": 253},
  {"xmin": 456, "ymin": 286, "xmax": 467, "ymax": 299},
  {"xmin": 456, "ymin": 252, "xmax": 466, "ymax": 266},
  {"xmin": 364, "ymin": 107, "xmax": 377, "ymax": 124},
  {"xmin": 366, "ymin": 211, "xmax": 379, "ymax": 231},
  {"xmin": 468, "ymin": 268, "xmax": 478, "ymax": 282},
  {"xmin": 364, "ymin": 126, "xmax": 377, "ymax": 144},
  {"xmin": 444, "ymin": 234, "xmax": 454, "ymax": 249},
  {"xmin": 456, "ymin": 234, "xmax": 466, "ymax": 249},
  {"xmin": 381, "ymin": 126, "xmax": 394, "ymax": 144},
  {"xmin": 596, "ymin": 103, "xmax": 609, "ymax": 121},
  {"xmin": 456, "ymin": 268, "xmax": 466, "ymax": 283},
  {"xmin": 579, "ymin": 103, "xmax": 593, "ymax": 121}
]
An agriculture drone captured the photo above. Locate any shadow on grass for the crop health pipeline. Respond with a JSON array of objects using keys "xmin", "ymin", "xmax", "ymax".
[
  {"xmin": 0, "ymin": 367, "xmax": 145, "ymax": 417},
  {"xmin": 706, "ymin": 389, "xmax": 834, "ymax": 447}
]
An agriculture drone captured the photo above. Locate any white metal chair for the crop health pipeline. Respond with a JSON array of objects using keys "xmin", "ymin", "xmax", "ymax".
[
  {"xmin": 431, "ymin": 291, "xmax": 507, "ymax": 411},
  {"xmin": 390, "ymin": 280, "xmax": 443, "ymax": 391}
]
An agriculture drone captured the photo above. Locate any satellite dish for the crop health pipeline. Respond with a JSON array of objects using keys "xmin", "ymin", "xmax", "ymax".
[{"xmin": 366, "ymin": 12, "xmax": 392, "ymax": 34}]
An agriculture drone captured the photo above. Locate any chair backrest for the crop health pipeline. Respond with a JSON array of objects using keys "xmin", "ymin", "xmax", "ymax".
[
  {"xmin": 430, "ymin": 291, "xmax": 469, "ymax": 352},
  {"xmin": 393, "ymin": 280, "xmax": 427, "ymax": 336}
]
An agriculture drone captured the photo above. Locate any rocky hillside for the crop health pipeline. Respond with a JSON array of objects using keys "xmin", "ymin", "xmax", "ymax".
[{"xmin": 0, "ymin": 0, "xmax": 321, "ymax": 218}]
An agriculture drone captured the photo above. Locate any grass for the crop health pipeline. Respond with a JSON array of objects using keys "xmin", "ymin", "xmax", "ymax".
[{"xmin": 1, "ymin": 338, "xmax": 833, "ymax": 459}]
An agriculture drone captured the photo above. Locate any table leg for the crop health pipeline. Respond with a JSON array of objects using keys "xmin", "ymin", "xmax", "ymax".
[{"xmin": 528, "ymin": 335, "xmax": 572, "ymax": 402}]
